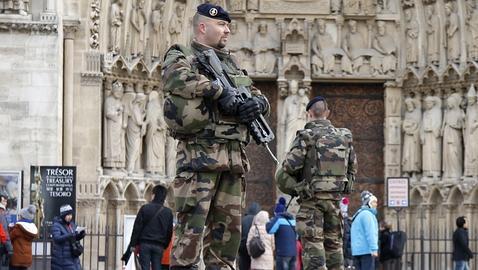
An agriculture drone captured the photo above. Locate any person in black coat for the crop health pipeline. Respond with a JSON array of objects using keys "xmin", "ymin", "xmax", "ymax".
[
  {"xmin": 453, "ymin": 216, "xmax": 473, "ymax": 270},
  {"xmin": 51, "ymin": 204, "xmax": 85, "ymax": 270},
  {"xmin": 122, "ymin": 185, "xmax": 173, "ymax": 270},
  {"xmin": 238, "ymin": 202, "xmax": 261, "ymax": 270}
]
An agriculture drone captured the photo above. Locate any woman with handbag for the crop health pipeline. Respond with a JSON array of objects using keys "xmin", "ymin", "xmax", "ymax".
[
  {"xmin": 8, "ymin": 205, "xmax": 38, "ymax": 270},
  {"xmin": 51, "ymin": 204, "xmax": 85, "ymax": 270},
  {"xmin": 246, "ymin": 211, "xmax": 274, "ymax": 270}
]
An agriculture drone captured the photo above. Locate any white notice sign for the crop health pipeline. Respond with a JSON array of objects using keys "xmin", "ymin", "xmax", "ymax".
[{"xmin": 387, "ymin": 177, "xmax": 409, "ymax": 208}]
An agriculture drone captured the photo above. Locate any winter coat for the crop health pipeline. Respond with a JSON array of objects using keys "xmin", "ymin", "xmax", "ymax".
[
  {"xmin": 266, "ymin": 212, "xmax": 296, "ymax": 257},
  {"xmin": 351, "ymin": 206, "xmax": 378, "ymax": 256},
  {"xmin": 240, "ymin": 202, "xmax": 261, "ymax": 254},
  {"xmin": 247, "ymin": 211, "xmax": 274, "ymax": 270},
  {"xmin": 453, "ymin": 227, "xmax": 474, "ymax": 261},
  {"xmin": 343, "ymin": 217, "xmax": 352, "ymax": 260},
  {"xmin": 51, "ymin": 217, "xmax": 83, "ymax": 270},
  {"xmin": 9, "ymin": 220, "xmax": 38, "ymax": 267}
]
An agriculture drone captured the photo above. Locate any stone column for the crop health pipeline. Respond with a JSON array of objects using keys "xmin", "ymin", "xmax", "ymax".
[
  {"xmin": 384, "ymin": 81, "xmax": 402, "ymax": 180},
  {"xmin": 63, "ymin": 20, "xmax": 80, "ymax": 166}
]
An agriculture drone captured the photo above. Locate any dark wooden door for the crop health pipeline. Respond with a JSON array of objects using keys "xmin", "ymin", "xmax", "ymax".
[{"xmin": 312, "ymin": 83, "xmax": 385, "ymax": 213}]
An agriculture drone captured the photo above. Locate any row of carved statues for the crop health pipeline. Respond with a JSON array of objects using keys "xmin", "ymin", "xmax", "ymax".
[
  {"xmin": 402, "ymin": 85, "xmax": 478, "ymax": 180},
  {"xmin": 0, "ymin": 0, "xmax": 29, "ymax": 15},
  {"xmin": 102, "ymin": 80, "xmax": 177, "ymax": 177}
]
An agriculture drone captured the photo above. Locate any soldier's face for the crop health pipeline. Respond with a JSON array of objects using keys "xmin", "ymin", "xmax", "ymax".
[{"xmin": 203, "ymin": 19, "xmax": 230, "ymax": 49}]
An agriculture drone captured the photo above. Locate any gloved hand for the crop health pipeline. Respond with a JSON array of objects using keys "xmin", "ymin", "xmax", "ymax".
[
  {"xmin": 217, "ymin": 85, "xmax": 240, "ymax": 115},
  {"xmin": 68, "ymin": 233, "xmax": 76, "ymax": 241},
  {"xmin": 76, "ymin": 230, "xmax": 86, "ymax": 240},
  {"xmin": 238, "ymin": 96, "xmax": 267, "ymax": 123}
]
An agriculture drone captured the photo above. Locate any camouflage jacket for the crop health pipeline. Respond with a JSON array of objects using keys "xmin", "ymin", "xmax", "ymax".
[
  {"xmin": 162, "ymin": 41, "xmax": 269, "ymax": 173},
  {"xmin": 281, "ymin": 119, "xmax": 357, "ymax": 200}
]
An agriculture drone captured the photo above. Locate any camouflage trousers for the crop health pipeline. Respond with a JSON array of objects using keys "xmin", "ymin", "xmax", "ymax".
[
  {"xmin": 296, "ymin": 198, "xmax": 344, "ymax": 270},
  {"xmin": 171, "ymin": 170, "xmax": 244, "ymax": 270}
]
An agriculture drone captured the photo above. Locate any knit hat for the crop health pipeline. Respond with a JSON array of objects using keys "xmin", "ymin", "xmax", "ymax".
[
  {"xmin": 60, "ymin": 204, "xmax": 74, "ymax": 217},
  {"xmin": 361, "ymin": 190, "xmax": 377, "ymax": 208},
  {"xmin": 274, "ymin": 197, "xmax": 286, "ymax": 214},
  {"xmin": 19, "ymin": 205, "xmax": 36, "ymax": 220}
]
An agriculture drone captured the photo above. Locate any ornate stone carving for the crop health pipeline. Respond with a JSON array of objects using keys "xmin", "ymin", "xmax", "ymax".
[
  {"xmin": 311, "ymin": 19, "xmax": 352, "ymax": 75},
  {"xmin": 166, "ymin": 135, "xmax": 178, "ymax": 178},
  {"xmin": 402, "ymin": 97, "xmax": 421, "ymax": 176},
  {"xmin": 169, "ymin": 2, "xmax": 185, "ymax": 46},
  {"xmin": 145, "ymin": 91, "xmax": 166, "ymax": 174},
  {"xmin": 465, "ymin": 85, "xmax": 478, "ymax": 177},
  {"xmin": 89, "ymin": 0, "xmax": 100, "ymax": 49},
  {"xmin": 125, "ymin": 91, "xmax": 147, "ymax": 174},
  {"xmin": 247, "ymin": 0, "xmax": 259, "ymax": 11},
  {"xmin": 331, "ymin": 0, "xmax": 342, "ymax": 14},
  {"xmin": 445, "ymin": 2, "xmax": 460, "ymax": 63},
  {"xmin": 0, "ymin": 20, "xmax": 58, "ymax": 34},
  {"xmin": 1, "ymin": 0, "xmax": 29, "ymax": 15},
  {"xmin": 253, "ymin": 21, "xmax": 278, "ymax": 75},
  {"xmin": 281, "ymin": 80, "xmax": 309, "ymax": 154},
  {"xmin": 466, "ymin": 1, "xmax": 478, "ymax": 59},
  {"xmin": 421, "ymin": 95, "xmax": 442, "ymax": 178},
  {"xmin": 405, "ymin": 9, "xmax": 419, "ymax": 66},
  {"xmin": 371, "ymin": 21, "xmax": 397, "ymax": 75},
  {"xmin": 229, "ymin": 21, "xmax": 254, "ymax": 71},
  {"xmin": 151, "ymin": 1, "xmax": 165, "ymax": 59},
  {"xmin": 442, "ymin": 93, "xmax": 465, "ymax": 179},
  {"xmin": 284, "ymin": 18, "xmax": 306, "ymax": 54},
  {"xmin": 129, "ymin": 0, "xmax": 147, "ymax": 57},
  {"xmin": 343, "ymin": 20, "xmax": 366, "ymax": 73},
  {"xmin": 425, "ymin": 5, "xmax": 440, "ymax": 65},
  {"xmin": 104, "ymin": 81, "xmax": 126, "ymax": 170},
  {"xmin": 110, "ymin": 0, "xmax": 124, "ymax": 54},
  {"xmin": 343, "ymin": 0, "xmax": 376, "ymax": 15},
  {"xmin": 229, "ymin": 0, "xmax": 245, "ymax": 11}
]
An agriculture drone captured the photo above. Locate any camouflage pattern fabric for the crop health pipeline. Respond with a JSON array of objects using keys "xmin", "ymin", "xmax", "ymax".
[
  {"xmin": 162, "ymin": 41, "xmax": 269, "ymax": 269},
  {"xmin": 296, "ymin": 199, "xmax": 343, "ymax": 270},
  {"xmin": 277, "ymin": 119, "xmax": 357, "ymax": 270},
  {"xmin": 172, "ymin": 170, "xmax": 244, "ymax": 269}
]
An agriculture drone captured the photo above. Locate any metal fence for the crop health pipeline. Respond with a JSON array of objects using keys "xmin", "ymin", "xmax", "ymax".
[
  {"xmin": 403, "ymin": 222, "xmax": 478, "ymax": 270},
  {"xmin": 31, "ymin": 220, "xmax": 125, "ymax": 270}
]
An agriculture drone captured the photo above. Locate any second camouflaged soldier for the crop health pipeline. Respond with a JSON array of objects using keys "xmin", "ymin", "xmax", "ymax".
[
  {"xmin": 162, "ymin": 3, "xmax": 270, "ymax": 270},
  {"xmin": 276, "ymin": 96, "xmax": 357, "ymax": 270}
]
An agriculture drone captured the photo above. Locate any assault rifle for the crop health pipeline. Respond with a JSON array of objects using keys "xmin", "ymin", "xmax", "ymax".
[{"xmin": 198, "ymin": 49, "xmax": 278, "ymax": 164}]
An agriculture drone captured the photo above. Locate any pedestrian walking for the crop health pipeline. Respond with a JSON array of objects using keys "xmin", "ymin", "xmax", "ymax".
[
  {"xmin": 351, "ymin": 191, "xmax": 379, "ymax": 270},
  {"xmin": 453, "ymin": 216, "xmax": 473, "ymax": 270},
  {"xmin": 9, "ymin": 205, "xmax": 38, "ymax": 270},
  {"xmin": 247, "ymin": 211, "xmax": 274, "ymax": 270},
  {"xmin": 239, "ymin": 202, "xmax": 261, "ymax": 270},
  {"xmin": 0, "ymin": 194, "xmax": 12, "ymax": 270}
]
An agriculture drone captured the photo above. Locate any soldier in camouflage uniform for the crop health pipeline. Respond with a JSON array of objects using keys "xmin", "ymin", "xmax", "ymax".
[
  {"xmin": 276, "ymin": 96, "xmax": 357, "ymax": 270},
  {"xmin": 161, "ymin": 3, "xmax": 270, "ymax": 270}
]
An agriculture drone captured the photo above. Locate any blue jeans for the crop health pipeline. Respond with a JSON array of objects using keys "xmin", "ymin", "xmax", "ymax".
[
  {"xmin": 139, "ymin": 243, "xmax": 164, "ymax": 270},
  {"xmin": 455, "ymin": 260, "xmax": 470, "ymax": 270},
  {"xmin": 276, "ymin": 255, "xmax": 296, "ymax": 270},
  {"xmin": 354, "ymin": 254, "xmax": 375, "ymax": 270}
]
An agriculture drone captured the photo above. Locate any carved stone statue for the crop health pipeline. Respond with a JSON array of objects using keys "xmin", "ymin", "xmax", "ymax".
[
  {"xmin": 229, "ymin": 21, "xmax": 254, "ymax": 72},
  {"xmin": 402, "ymin": 97, "xmax": 421, "ymax": 177},
  {"xmin": 169, "ymin": 3, "xmax": 185, "ymax": 46},
  {"xmin": 104, "ymin": 81, "xmax": 126, "ymax": 169},
  {"xmin": 151, "ymin": 1, "xmax": 165, "ymax": 59},
  {"xmin": 254, "ymin": 22, "xmax": 277, "ymax": 74},
  {"xmin": 465, "ymin": 85, "xmax": 478, "ymax": 177},
  {"xmin": 230, "ymin": 0, "xmax": 244, "ymax": 11},
  {"xmin": 311, "ymin": 19, "xmax": 353, "ymax": 75},
  {"xmin": 445, "ymin": 2, "xmax": 460, "ymax": 62},
  {"xmin": 426, "ymin": 5, "xmax": 440, "ymax": 65},
  {"xmin": 421, "ymin": 95, "xmax": 442, "ymax": 178},
  {"xmin": 282, "ymin": 80, "xmax": 309, "ymax": 153},
  {"xmin": 468, "ymin": 7, "xmax": 478, "ymax": 59},
  {"xmin": 126, "ymin": 93, "xmax": 147, "ymax": 174},
  {"xmin": 2, "ymin": 0, "xmax": 28, "ymax": 15},
  {"xmin": 405, "ymin": 9, "xmax": 419, "ymax": 66},
  {"xmin": 442, "ymin": 93, "xmax": 465, "ymax": 179},
  {"xmin": 110, "ymin": 0, "xmax": 124, "ymax": 54},
  {"xmin": 331, "ymin": 0, "xmax": 342, "ymax": 14},
  {"xmin": 130, "ymin": 0, "xmax": 146, "ymax": 57},
  {"xmin": 371, "ymin": 21, "xmax": 397, "ymax": 75},
  {"xmin": 343, "ymin": 20, "xmax": 366, "ymax": 73},
  {"xmin": 166, "ymin": 135, "xmax": 178, "ymax": 178},
  {"xmin": 145, "ymin": 91, "xmax": 166, "ymax": 174}
]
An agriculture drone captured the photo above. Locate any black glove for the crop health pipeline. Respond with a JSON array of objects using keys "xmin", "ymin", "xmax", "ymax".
[
  {"xmin": 76, "ymin": 230, "xmax": 86, "ymax": 240},
  {"xmin": 68, "ymin": 233, "xmax": 76, "ymax": 241},
  {"xmin": 217, "ymin": 85, "xmax": 240, "ymax": 115},
  {"xmin": 238, "ymin": 96, "xmax": 267, "ymax": 123}
]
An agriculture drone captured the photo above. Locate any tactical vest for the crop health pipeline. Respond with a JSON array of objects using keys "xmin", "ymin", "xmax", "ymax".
[
  {"xmin": 301, "ymin": 125, "xmax": 352, "ymax": 193},
  {"xmin": 163, "ymin": 44, "xmax": 251, "ymax": 142}
]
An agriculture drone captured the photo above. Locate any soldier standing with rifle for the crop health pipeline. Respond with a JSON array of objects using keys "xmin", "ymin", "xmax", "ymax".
[
  {"xmin": 276, "ymin": 96, "xmax": 357, "ymax": 270},
  {"xmin": 162, "ymin": 3, "xmax": 273, "ymax": 270}
]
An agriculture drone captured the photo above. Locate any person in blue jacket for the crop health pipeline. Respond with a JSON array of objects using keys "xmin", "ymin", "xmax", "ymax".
[
  {"xmin": 266, "ymin": 197, "xmax": 297, "ymax": 270},
  {"xmin": 51, "ymin": 204, "xmax": 85, "ymax": 270},
  {"xmin": 351, "ymin": 191, "xmax": 379, "ymax": 270}
]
